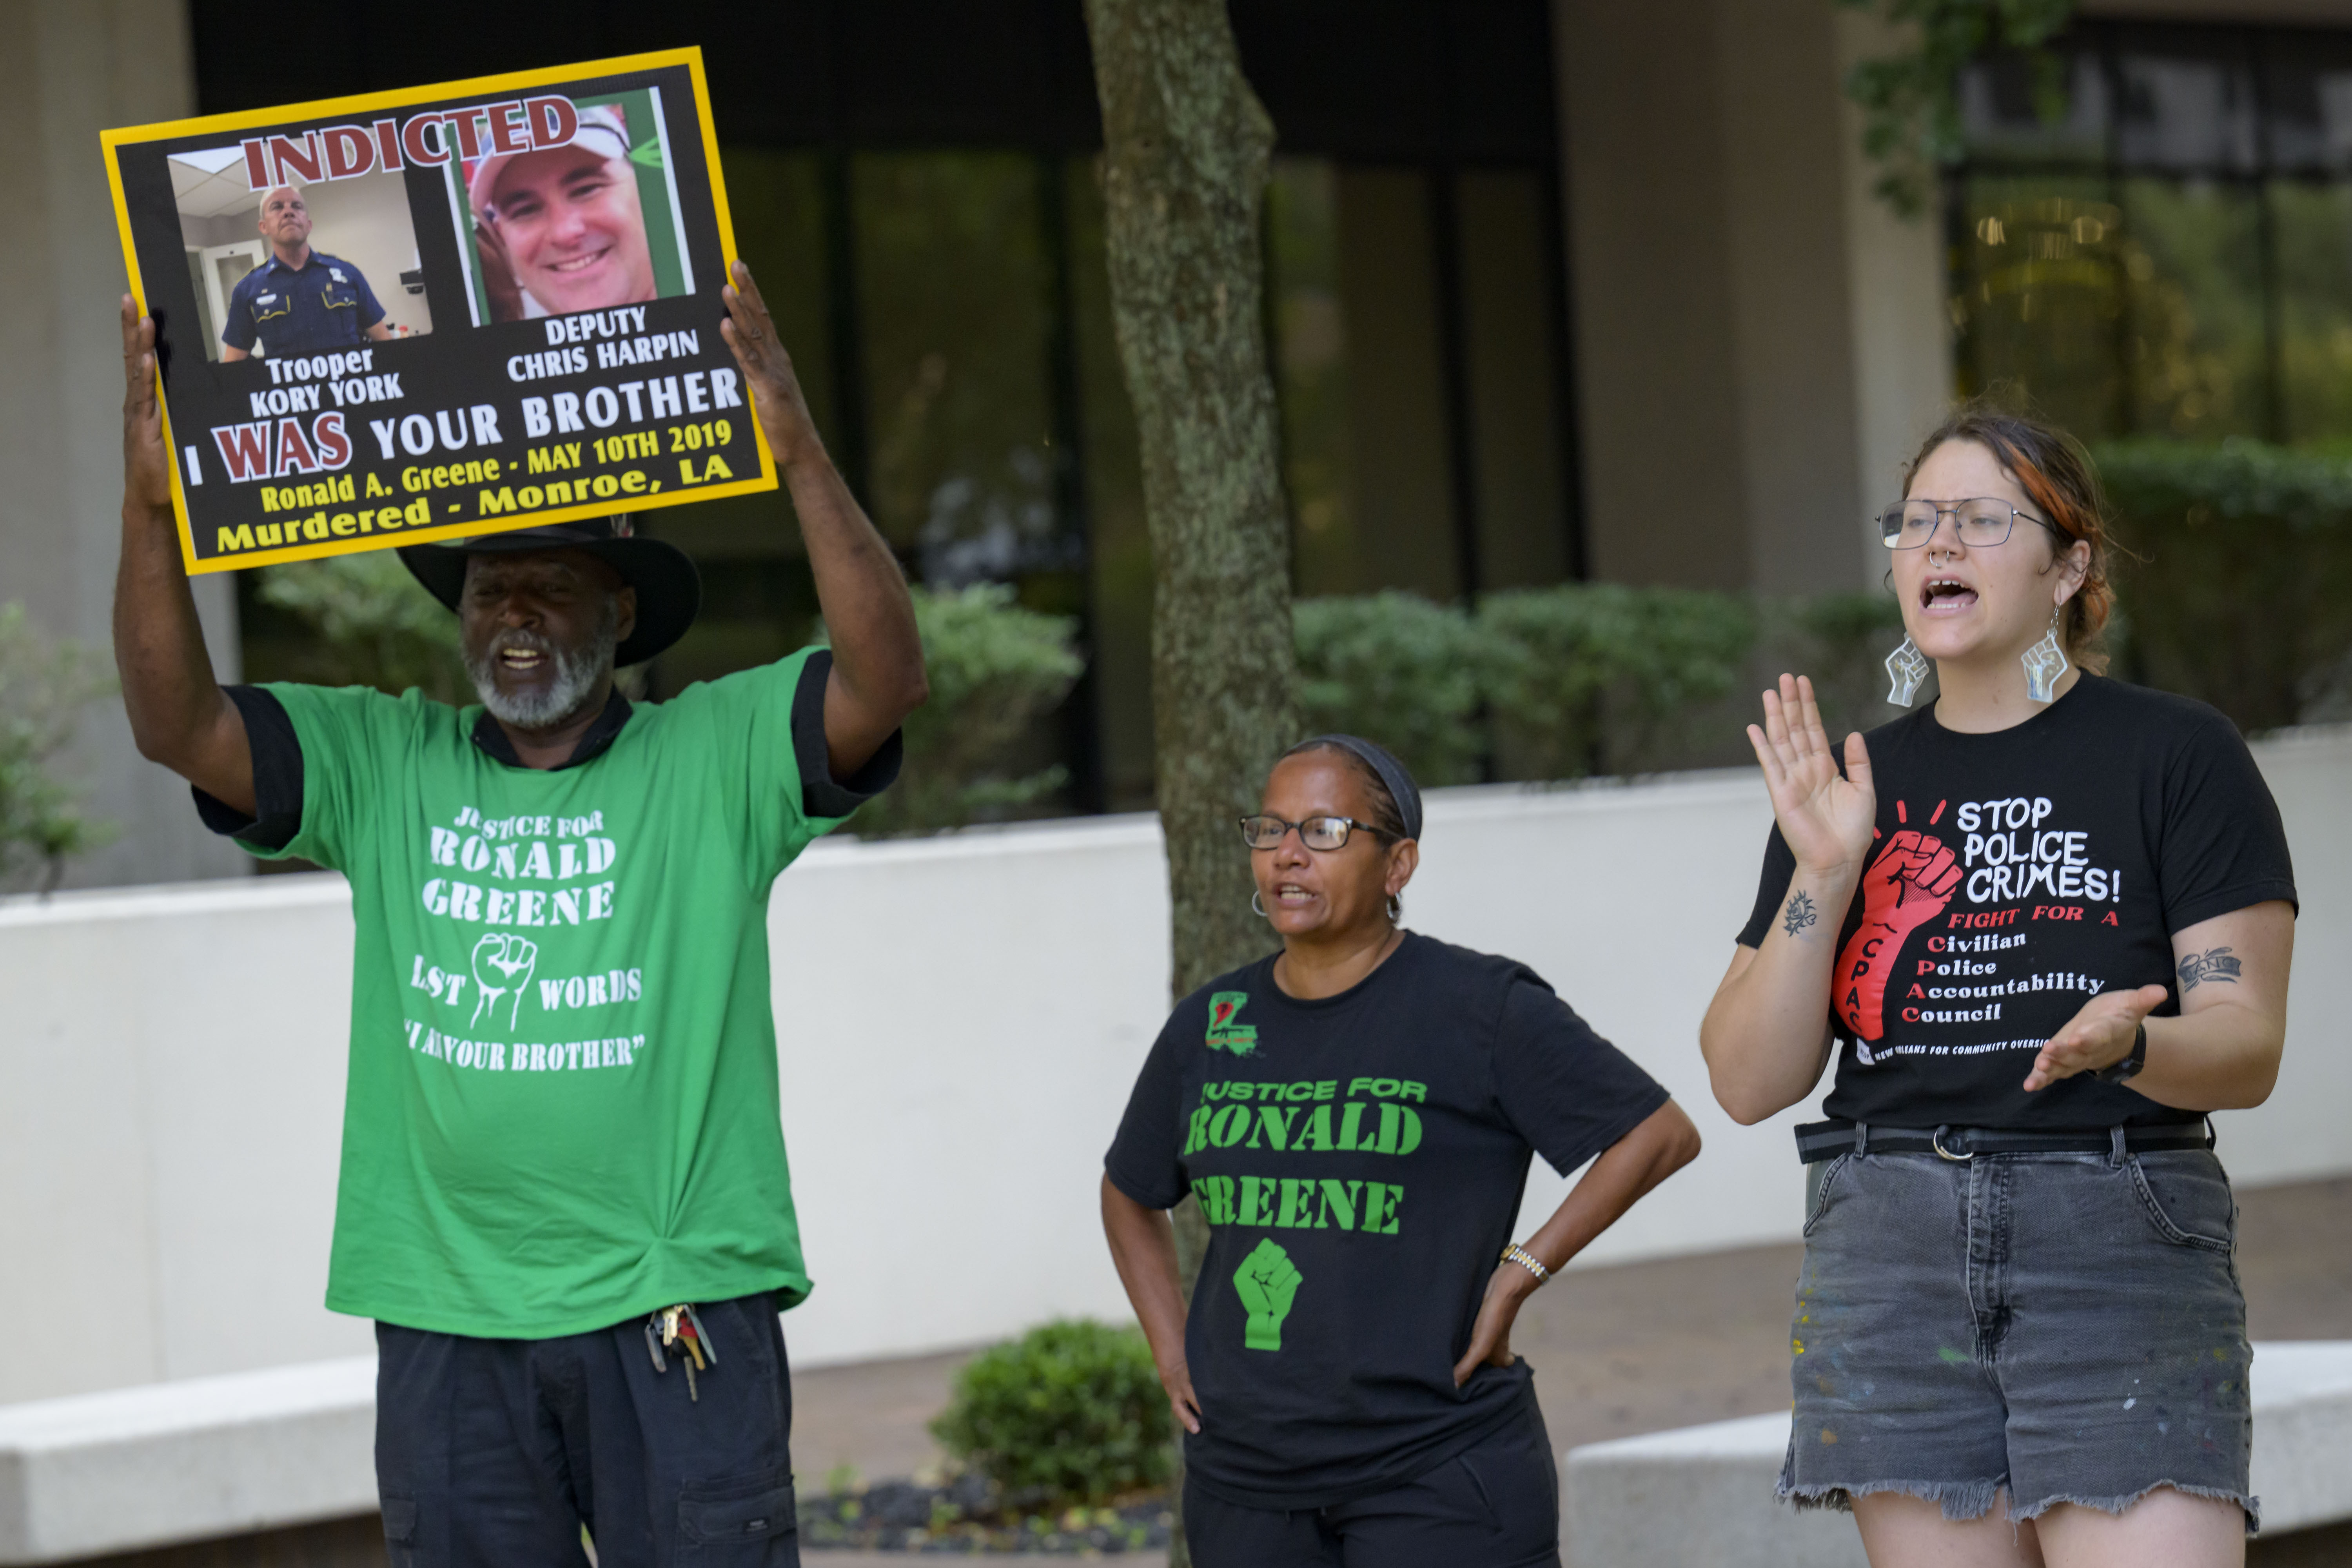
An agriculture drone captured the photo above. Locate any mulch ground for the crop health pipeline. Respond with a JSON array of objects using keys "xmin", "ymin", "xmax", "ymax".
[{"xmin": 799, "ymin": 1474, "xmax": 1172, "ymax": 1555}]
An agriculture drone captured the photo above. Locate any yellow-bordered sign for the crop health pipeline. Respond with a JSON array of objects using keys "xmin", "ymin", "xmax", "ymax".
[{"xmin": 103, "ymin": 48, "xmax": 774, "ymax": 574}]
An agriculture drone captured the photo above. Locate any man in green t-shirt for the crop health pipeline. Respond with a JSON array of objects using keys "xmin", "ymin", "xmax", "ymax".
[{"xmin": 113, "ymin": 263, "xmax": 925, "ymax": 1566}]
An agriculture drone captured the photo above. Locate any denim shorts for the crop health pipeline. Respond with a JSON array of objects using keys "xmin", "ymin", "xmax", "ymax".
[{"xmin": 1781, "ymin": 1140, "xmax": 2256, "ymax": 1531}]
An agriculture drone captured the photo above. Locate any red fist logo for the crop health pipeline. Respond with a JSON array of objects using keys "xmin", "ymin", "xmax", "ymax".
[{"xmin": 1834, "ymin": 829, "xmax": 1962, "ymax": 1042}]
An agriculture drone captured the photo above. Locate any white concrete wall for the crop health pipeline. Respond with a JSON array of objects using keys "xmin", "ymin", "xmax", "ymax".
[{"xmin": 3, "ymin": 730, "xmax": 2347, "ymax": 1406}]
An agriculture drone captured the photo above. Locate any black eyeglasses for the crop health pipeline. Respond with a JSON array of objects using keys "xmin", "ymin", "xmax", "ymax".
[
  {"xmin": 1878, "ymin": 498, "xmax": 2061, "ymax": 550},
  {"xmin": 1239, "ymin": 815, "xmax": 1396, "ymax": 852}
]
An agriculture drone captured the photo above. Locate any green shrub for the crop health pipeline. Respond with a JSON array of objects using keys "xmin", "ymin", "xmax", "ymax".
[
  {"xmin": 1289, "ymin": 584, "xmax": 1763, "ymax": 784},
  {"xmin": 848, "ymin": 583, "xmax": 1084, "ymax": 836},
  {"xmin": 247, "ymin": 563, "xmax": 1080, "ymax": 834},
  {"xmin": 1293, "ymin": 592, "xmax": 1489, "ymax": 785},
  {"xmin": 1761, "ymin": 588, "xmax": 1917, "ymax": 742},
  {"xmin": 1480, "ymin": 583, "xmax": 1757, "ymax": 778},
  {"xmin": 0, "ymin": 604, "xmax": 116, "ymax": 892},
  {"xmin": 928, "ymin": 1320, "xmax": 1170, "ymax": 1506},
  {"xmin": 2092, "ymin": 437, "xmax": 2352, "ymax": 733},
  {"xmin": 251, "ymin": 550, "xmax": 471, "ymax": 702}
]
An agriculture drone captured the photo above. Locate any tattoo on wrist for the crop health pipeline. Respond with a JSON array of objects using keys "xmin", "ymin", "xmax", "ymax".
[
  {"xmin": 1782, "ymin": 890, "xmax": 1819, "ymax": 938},
  {"xmin": 2177, "ymin": 947, "xmax": 2242, "ymax": 991}
]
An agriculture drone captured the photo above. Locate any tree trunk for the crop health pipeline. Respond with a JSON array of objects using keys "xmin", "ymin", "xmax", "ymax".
[{"xmin": 1082, "ymin": 4, "xmax": 1296, "ymax": 1562}]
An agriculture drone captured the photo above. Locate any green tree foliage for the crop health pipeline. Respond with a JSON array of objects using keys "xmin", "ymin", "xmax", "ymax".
[
  {"xmin": 929, "ymin": 1320, "xmax": 1172, "ymax": 1506},
  {"xmin": 1839, "ymin": 0, "xmax": 2076, "ymax": 218},
  {"xmin": 0, "ymin": 604, "xmax": 116, "ymax": 892},
  {"xmin": 846, "ymin": 583, "xmax": 1083, "ymax": 836},
  {"xmin": 252, "ymin": 551, "xmax": 471, "ymax": 702},
  {"xmin": 1293, "ymin": 593, "xmax": 1485, "ymax": 784},
  {"xmin": 2095, "ymin": 437, "xmax": 2352, "ymax": 731}
]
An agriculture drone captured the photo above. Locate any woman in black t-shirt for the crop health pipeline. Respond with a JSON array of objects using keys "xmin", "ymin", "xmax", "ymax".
[
  {"xmin": 1103, "ymin": 734, "xmax": 1700, "ymax": 1568},
  {"xmin": 1700, "ymin": 405, "xmax": 2297, "ymax": 1566}
]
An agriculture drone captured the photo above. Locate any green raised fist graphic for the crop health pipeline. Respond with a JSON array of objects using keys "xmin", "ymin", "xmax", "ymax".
[{"xmin": 1233, "ymin": 1238, "xmax": 1302, "ymax": 1352}]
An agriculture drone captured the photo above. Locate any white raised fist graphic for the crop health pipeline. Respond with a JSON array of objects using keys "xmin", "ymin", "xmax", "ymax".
[{"xmin": 470, "ymin": 933, "xmax": 537, "ymax": 1030}]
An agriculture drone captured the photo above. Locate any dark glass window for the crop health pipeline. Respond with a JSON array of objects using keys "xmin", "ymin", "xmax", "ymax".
[
  {"xmin": 1267, "ymin": 161, "xmax": 1572, "ymax": 604},
  {"xmin": 1950, "ymin": 21, "xmax": 2352, "ymax": 445},
  {"xmin": 193, "ymin": 0, "xmax": 1579, "ymax": 818}
]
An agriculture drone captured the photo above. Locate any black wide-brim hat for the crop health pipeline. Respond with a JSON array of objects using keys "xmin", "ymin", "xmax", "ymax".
[{"xmin": 398, "ymin": 515, "xmax": 700, "ymax": 667}]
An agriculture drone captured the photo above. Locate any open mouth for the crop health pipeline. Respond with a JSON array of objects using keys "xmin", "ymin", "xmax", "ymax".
[
  {"xmin": 1921, "ymin": 575, "xmax": 1978, "ymax": 614},
  {"xmin": 497, "ymin": 646, "xmax": 549, "ymax": 677},
  {"xmin": 1272, "ymin": 882, "xmax": 1317, "ymax": 908},
  {"xmin": 548, "ymin": 246, "xmax": 613, "ymax": 276}
]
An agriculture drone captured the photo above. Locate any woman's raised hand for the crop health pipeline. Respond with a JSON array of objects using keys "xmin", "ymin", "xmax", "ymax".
[{"xmin": 1746, "ymin": 674, "xmax": 1876, "ymax": 879}]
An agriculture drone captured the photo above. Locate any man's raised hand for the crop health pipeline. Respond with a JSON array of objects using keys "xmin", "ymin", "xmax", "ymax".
[
  {"xmin": 121, "ymin": 297, "xmax": 172, "ymax": 515},
  {"xmin": 1746, "ymin": 673, "xmax": 1877, "ymax": 880},
  {"xmin": 719, "ymin": 260, "xmax": 823, "ymax": 470}
]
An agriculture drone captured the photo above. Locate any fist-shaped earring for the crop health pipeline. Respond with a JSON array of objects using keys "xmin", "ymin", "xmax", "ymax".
[
  {"xmin": 1885, "ymin": 636, "xmax": 1929, "ymax": 706},
  {"xmin": 2022, "ymin": 610, "xmax": 2069, "ymax": 703}
]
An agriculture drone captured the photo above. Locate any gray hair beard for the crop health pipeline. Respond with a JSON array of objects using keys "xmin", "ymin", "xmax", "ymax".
[{"xmin": 466, "ymin": 598, "xmax": 619, "ymax": 729}]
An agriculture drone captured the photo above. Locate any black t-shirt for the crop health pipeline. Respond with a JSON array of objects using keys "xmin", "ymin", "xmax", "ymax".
[
  {"xmin": 1104, "ymin": 932, "xmax": 1668, "ymax": 1510},
  {"xmin": 1735, "ymin": 676, "xmax": 2297, "ymax": 1131}
]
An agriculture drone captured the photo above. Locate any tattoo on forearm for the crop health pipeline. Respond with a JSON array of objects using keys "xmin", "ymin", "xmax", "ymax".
[
  {"xmin": 1782, "ymin": 891, "xmax": 1818, "ymax": 938},
  {"xmin": 2178, "ymin": 947, "xmax": 2242, "ymax": 991}
]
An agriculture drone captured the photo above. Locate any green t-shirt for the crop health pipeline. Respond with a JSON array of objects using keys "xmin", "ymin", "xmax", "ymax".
[{"xmin": 249, "ymin": 651, "xmax": 864, "ymax": 1338}]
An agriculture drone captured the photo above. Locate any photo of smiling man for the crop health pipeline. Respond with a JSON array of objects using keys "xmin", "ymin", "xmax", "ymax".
[{"xmin": 465, "ymin": 101, "xmax": 670, "ymax": 322}]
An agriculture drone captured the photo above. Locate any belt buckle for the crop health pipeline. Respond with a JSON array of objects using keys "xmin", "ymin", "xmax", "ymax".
[{"xmin": 1932, "ymin": 1125, "xmax": 1974, "ymax": 1162}]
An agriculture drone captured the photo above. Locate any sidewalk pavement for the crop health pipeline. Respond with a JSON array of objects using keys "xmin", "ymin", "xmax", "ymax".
[
  {"xmin": 56, "ymin": 1179, "xmax": 2348, "ymax": 1567},
  {"xmin": 793, "ymin": 1174, "xmax": 2352, "ymax": 1563}
]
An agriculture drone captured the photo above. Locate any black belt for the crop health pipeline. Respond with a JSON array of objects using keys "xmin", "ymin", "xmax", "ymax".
[{"xmin": 1795, "ymin": 1118, "xmax": 2215, "ymax": 1164}]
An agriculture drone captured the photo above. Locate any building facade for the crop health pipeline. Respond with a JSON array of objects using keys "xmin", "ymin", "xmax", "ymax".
[{"xmin": 7, "ymin": 0, "xmax": 2350, "ymax": 881}]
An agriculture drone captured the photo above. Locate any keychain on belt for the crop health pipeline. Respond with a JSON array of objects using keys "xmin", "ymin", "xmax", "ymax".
[{"xmin": 644, "ymin": 1304, "xmax": 717, "ymax": 1401}]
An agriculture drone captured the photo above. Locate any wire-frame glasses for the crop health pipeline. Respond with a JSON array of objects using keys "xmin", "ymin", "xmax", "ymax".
[{"xmin": 1878, "ymin": 498, "xmax": 2060, "ymax": 550}]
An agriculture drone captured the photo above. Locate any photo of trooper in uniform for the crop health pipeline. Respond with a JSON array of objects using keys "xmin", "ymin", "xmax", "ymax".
[
  {"xmin": 221, "ymin": 186, "xmax": 391, "ymax": 359},
  {"xmin": 168, "ymin": 145, "xmax": 430, "ymax": 362}
]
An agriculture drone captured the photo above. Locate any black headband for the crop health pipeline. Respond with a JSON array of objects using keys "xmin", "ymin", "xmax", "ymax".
[{"xmin": 1299, "ymin": 734, "xmax": 1423, "ymax": 842}]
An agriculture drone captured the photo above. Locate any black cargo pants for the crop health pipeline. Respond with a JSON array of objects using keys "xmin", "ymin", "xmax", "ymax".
[{"xmin": 374, "ymin": 1291, "xmax": 798, "ymax": 1566}]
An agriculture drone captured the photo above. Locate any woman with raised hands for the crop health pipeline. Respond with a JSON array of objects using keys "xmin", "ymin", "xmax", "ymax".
[
  {"xmin": 1102, "ymin": 733, "xmax": 1699, "ymax": 1567},
  {"xmin": 1700, "ymin": 402, "xmax": 2298, "ymax": 1567}
]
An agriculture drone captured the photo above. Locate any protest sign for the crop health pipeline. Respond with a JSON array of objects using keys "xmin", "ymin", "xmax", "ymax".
[{"xmin": 103, "ymin": 48, "xmax": 773, "ymax": 574}]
